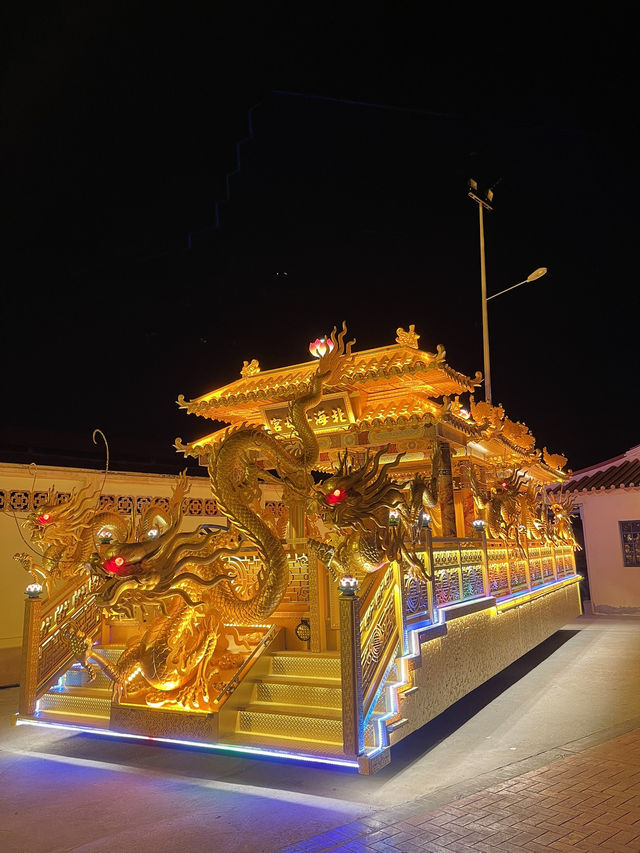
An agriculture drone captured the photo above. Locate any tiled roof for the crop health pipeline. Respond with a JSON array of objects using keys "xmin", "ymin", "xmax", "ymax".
[
  {"xmin": 551, "ymin": 445, "xmax": 640, "ymax": 492},
  {"xmin": 177, "ymin": 344, "xmax": 480, "ymax": 418}
]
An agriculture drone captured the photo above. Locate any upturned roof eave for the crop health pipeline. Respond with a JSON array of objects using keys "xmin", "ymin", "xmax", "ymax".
[{"xmin": 178, "ymin": 343, "xmax": 479, "ymax": 413}]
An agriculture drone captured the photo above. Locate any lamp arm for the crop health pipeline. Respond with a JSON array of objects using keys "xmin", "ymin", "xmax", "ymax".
[{"xmin": 486, "ymin": 278, "xmax": 530, "ymax": 301}]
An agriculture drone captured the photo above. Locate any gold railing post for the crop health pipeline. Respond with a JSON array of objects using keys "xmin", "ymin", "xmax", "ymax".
[
  {"xmin": 392, "ymin": 561, "xmax": 408, "ymax": 655},
  {"xmin": 19, "ymin": 593, "xmax": 43, "ymax": 716},
  {"xmin": 523, "ymin": 538, "xmax": 532, "ymax": 591},
  {"xmin": 339, "ymin": 585, "xmax": 364, "ymax": 757},
  {"xmin": 479, "ymin": 527, "xmax": 490, "ymax": 597},
  {"xmin": 424, "ymin": 525, "xmax": 435, "ymax": 619}
]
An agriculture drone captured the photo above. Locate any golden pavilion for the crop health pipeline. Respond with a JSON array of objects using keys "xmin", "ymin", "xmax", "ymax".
[{"xmin": 14, "ymin": 323, "xmax": 581, "ymax": 773}]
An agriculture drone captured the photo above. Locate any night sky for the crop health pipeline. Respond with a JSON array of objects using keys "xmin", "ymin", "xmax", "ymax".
[{"xmin": 2, "ymin": 6, "xmax": 637, "ymax": 476}]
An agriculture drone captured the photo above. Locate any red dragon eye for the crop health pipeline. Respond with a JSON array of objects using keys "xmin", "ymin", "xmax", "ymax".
[
  {"xmin": 103, "ymin": 555, "xmax": 129, "ymax": 576},
  {"xmin": 326, "ymin": 488, "xmax": 347, "ymax": 506},
  {"xmin": 37, "ymin": 513, "xmax": 52, "ymax": 525}
]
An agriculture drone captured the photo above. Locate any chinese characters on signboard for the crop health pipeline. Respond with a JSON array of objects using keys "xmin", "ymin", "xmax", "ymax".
[{"xmin": 264, "ymin": 394, "xmax": 353, "ymax": 434}]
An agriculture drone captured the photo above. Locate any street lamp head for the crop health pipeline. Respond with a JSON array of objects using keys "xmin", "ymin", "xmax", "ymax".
[{"xmin": 526, "ymin": 267, "xmax": 547, "ymax": 282}]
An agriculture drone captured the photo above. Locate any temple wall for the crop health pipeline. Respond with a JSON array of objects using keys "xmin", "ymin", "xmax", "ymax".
[
  {"xmin": 577, "ymin": 490, "xmax": 640, "ymax": 612},
  {"xmin": 390, "ymin": 581, "xmax": 581, "ymax": 745},
  {"xmin": 0, "ymin": 463, "xmax": 226, "ymax": 686}
]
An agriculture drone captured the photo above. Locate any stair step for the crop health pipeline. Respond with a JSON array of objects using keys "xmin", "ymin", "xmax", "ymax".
[
  {"xmin": 243, "ymin": 702, "xmax": 342, "ymax": 720},
  {"xmin": 222, "ymin": 732, "xmax": 349, "ymax": 758},
  {"xmin": 45, "ymin": 685, "xmax": 112, "ymax": 698},
  {"xmin": 34, "ymin": 708, "xmax": 111, "ymax": 728},
  {"xmin": 269, "ymin": 652, "xmax": 341, "ymax": 679},
  {"xmin": 39, "ymin": 690, "xmax": 111, "ymax": 719},
  {"xmin": 236, "ymin": 708, "xmax": 343, "ymax": 744},
  {"xmin": 254, "ymin": 681, "xmax": 342, "ymax": 708},
  {"xmin": 255, "ymin": 672, "xmax": 340, "ymax": 688},
  {"xmin": 93, "ymin": 645, "xmax": 125, "ymax": 664},
  {"xmin": 387, "ymin": 717, "xmax": 409, "ymax": 733},
  {"xmin": 64, "ymin": 666, "xmax": 112, "ymax": 689}
]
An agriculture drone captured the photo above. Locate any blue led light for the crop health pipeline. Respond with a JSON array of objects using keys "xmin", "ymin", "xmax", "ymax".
[{"xmin": 16, "ymin": 718, "xmax": 360, "ymax": 769}]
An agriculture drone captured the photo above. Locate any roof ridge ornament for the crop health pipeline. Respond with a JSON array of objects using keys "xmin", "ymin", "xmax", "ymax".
[
  {"xmin": 241, "ymin": 359, "xmax": 260, "ymax": 378},
  {"xmin": 543, "ymin": 447, "xmax": 568, "ymax": 472},
  {"xmin": 395, "ymin": 324, "xmax": 420, "ymax": 349}
]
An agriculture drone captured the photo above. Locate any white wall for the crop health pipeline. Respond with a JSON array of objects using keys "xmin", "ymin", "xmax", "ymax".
[{"xmin": 578, "ymin": 489, "xmax": 640, "ymax": 612}]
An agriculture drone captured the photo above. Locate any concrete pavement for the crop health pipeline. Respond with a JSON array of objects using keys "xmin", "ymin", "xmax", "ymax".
[{"xmin": 1, "ymin": 611, "xmax": 639, "ymax": 852}]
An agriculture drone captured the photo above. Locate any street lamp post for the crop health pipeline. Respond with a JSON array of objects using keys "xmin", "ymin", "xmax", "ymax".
[{"xmin": 468, "ymin": 179, "xmax": 547, "ymax": 406}]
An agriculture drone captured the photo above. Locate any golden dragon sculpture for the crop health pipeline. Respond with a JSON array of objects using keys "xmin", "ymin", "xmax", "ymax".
[
  {"xmin": 14, "ymin": 481, "xmax": 126, "ymax": 593},
  {"xmin": 469, "ymin": 464, "xmax": 526, "ymax": 544},
  {"xmin": 61, "ymin": 323, "xmax": 356, "ymax": 710},
  {"xmin": 469, "ymin": 465, "xmax": 579, "ymax": 551},
  {"xmin": 548, "ymin": 490, "xmax": 581, "ymax": 549},
  {"xmin": 309, "ymin": 442, "xmax": 442, "ymax": 581},
  {"xmin": 205, "ymin": 322, "xmax": 355, "ymax": 621}
]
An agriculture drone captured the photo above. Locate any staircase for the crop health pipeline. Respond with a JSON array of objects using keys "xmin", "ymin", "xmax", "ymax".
[
  {"xmin": 32, "ymin": 644, "xmax": 404, "ymax": 762},
  {"xmin": 222, "ymin": 650, "xmax": 347, "ymax": 756},
  {"xmin": 35, "ymin": 645, "xmax": 122, "ymax": 728}
]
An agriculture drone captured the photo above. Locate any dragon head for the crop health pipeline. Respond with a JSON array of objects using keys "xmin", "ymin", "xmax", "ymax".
[
  {"xmin": 25, "ymin": 482, "xmax": 99, "ymax": 546},
  {"xmin": 316, "ymin": 447, "xmax": 406, "ymax": 529}
]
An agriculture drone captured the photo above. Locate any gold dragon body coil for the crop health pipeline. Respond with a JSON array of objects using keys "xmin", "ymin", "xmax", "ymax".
[{"xmin": 207, "ymin": 323, "xmax": 354, "ymax": 624}]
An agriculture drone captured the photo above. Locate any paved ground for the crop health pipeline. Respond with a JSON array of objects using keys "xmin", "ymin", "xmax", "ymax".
[{"xmin": 1, "ymin": 611, "xmax": 639, "ymax": 852}]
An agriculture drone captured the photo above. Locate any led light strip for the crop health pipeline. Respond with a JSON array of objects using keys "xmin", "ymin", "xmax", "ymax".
[
  {"xmin": 363, "ymin": 590, "xmax": 533, "ymax": 759},
  {"xmin": 364, "ymin": 579, "xmax": 580, "ymax": 758},
  {"xmin": 495, "ymin": 575, "xmax": 580, "ymax": 610},
  {"xmin": 16, "ymin": 718, "xmax": 359, "ymax": 769}
]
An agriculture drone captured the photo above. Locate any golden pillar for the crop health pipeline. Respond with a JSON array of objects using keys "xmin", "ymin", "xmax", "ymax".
[
  {"xmin": 285, "ymin": 488, "xmax": 306, "ymax": 542},
  {"xmin": 339, "ymin": 586, "xmax": 364, "ymax": 757},
  {"xmin": 307, "ymin": 552, "xmax": 327, "ymax": 652},
  {"xmin": 19, "ymin": 594, "xmax": 42, "ymax": 716},
  {"xmin": 437, "ymin": 439, "xmax": 457, "ymax": 537}
]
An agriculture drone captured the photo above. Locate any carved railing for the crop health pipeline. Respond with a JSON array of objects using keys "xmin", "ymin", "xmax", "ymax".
[
  {"xmin": 358, "ymin": 562, "xmax": 402, "ymax": 720},
  {"xmin": 214, "ymin": 624, "xmax": 281, "ymax": 704},
  {"xmin": 431, "ymin": 537, "xmax": 487, "ymax": 608},
  {"xmin": 221, "ymin": 544, "xmax": 310, "ymax": 606},
  {"xmin": 338, "ymin": 529, "xmax": 577, "ymax": 758},
  {"xmin": 19, "ymin": 572, "xmax": 104, "ymax": 715},
  {"xmin": 486, "ymin": 538, "xmax": 576, "ymax": 600}
]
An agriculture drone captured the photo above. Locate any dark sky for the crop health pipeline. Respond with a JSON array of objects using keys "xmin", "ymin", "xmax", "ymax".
[{"xmin": 1, "ymin": 5, "xmax": 638, "ymax": 475}]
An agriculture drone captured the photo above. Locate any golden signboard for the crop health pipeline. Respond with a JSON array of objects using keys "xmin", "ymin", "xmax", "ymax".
[{"xmin": 264, "ymin": 393, "xmax": 354, "ymax": 434}]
